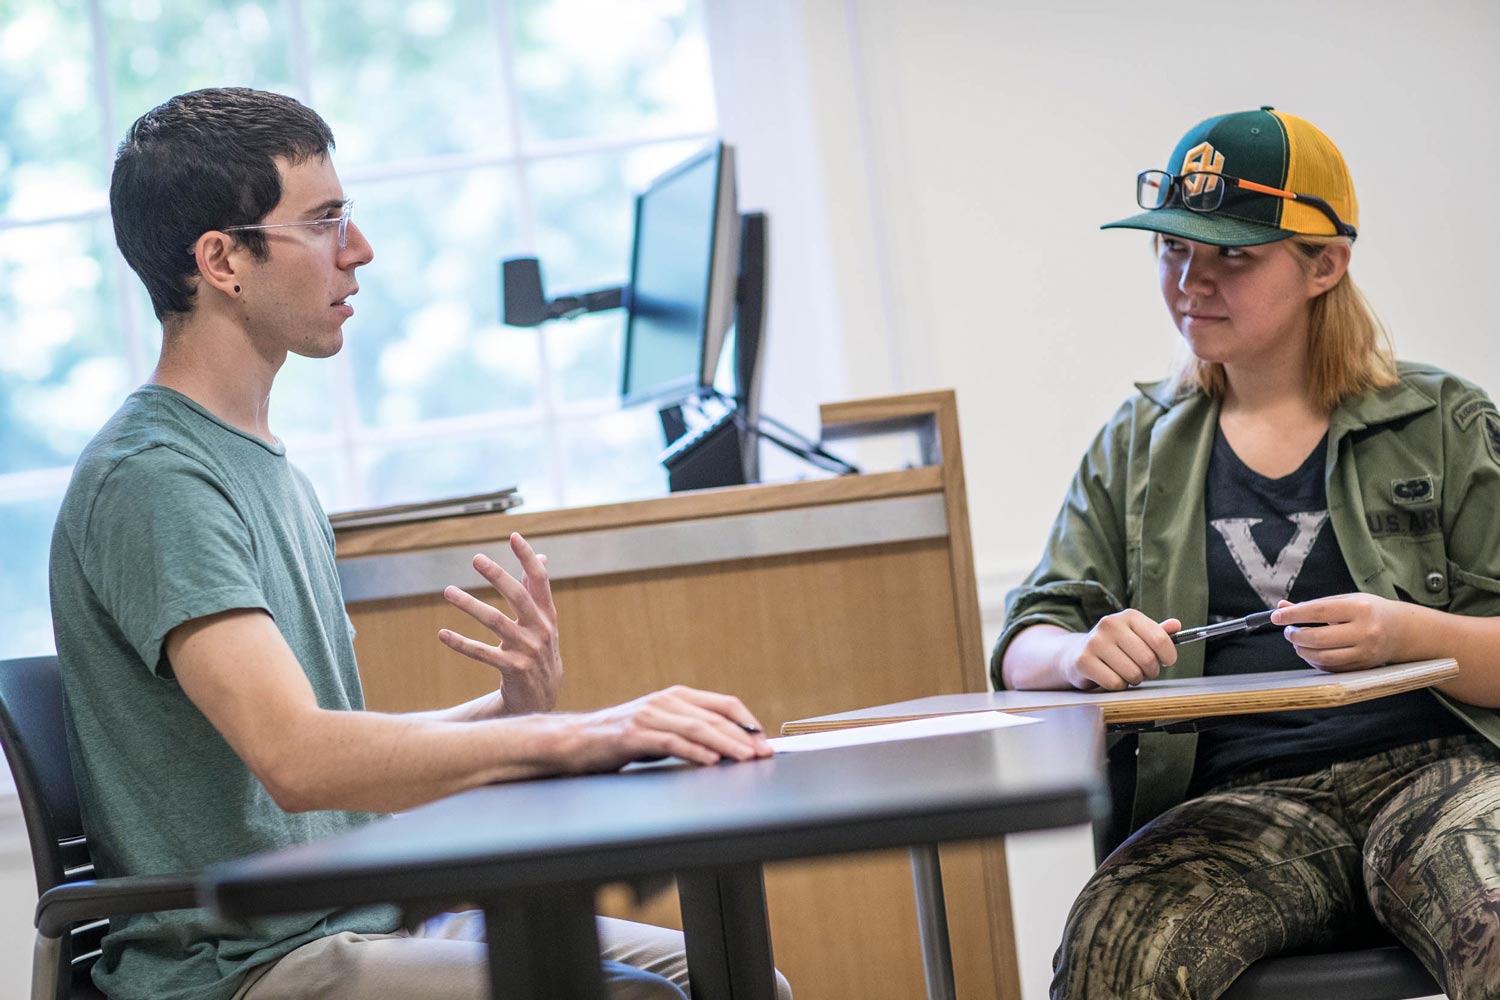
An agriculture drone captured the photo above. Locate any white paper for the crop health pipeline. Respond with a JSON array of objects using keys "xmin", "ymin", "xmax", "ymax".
[{"xmin": 769, "ymin": 711, "xmax": 1038, "ymax": 753}]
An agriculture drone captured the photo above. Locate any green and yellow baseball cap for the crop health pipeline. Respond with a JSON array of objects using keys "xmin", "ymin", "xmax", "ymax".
[{"xmin": 1102, "ymin": 107, "xmax": 1358, "ymax": 246}]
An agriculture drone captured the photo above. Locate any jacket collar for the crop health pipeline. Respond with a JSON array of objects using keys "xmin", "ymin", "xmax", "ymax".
[
  {"xmin": 1135, "ymin": 376, "xmax": 1194, "ymax": 411},
  {"xmin": 1330, "ymin": 378, "xmax": 1437, "ymax": 435}
]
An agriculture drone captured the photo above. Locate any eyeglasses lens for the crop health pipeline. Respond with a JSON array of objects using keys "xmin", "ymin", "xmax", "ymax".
[
  {"xmin": 1137, "ymin": 171, "xmax": 1172, "ymax": 210},
  {"xmin": 1179, "ymin": 172, "xmax": 1225, "ymax": 212}
]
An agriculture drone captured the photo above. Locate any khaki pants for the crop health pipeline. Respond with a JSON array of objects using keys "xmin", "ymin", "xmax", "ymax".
[{"xmin": 233, "ymin": 910, "xmax": 791, "ymax": 1000}]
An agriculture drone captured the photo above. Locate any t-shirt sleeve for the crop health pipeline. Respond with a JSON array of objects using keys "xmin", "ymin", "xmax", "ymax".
[{"xmin": 81, "ymin": 445, "xmax": 270, "ymax": 677}]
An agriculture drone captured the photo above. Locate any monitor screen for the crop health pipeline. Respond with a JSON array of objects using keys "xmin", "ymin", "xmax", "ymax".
[{"xmin": 621, "ymin": 143, "xmax": 738, "ymax": 404}]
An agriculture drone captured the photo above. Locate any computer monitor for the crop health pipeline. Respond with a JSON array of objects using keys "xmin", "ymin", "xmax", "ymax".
[{"xmin": 620, "ymin": 142, "xmax": 740, "ymax": 405}]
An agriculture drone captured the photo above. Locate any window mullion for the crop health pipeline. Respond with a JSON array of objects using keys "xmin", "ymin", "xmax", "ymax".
[
  {"xmin": 85, "ymin": 0, "xmax": 151, "ymax": 385},
  {"xmin": 283, "ymin": 0, "xmax": 316, "ymax": 104},
  {"xmin": 490, "ymin": 0, "xmax": 568, "ymax": 506}
]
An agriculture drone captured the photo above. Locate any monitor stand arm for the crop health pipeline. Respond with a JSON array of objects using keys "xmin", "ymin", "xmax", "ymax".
[{"xmin": 501, "ymin": 257, "xmax": 625, "ymax": 326}]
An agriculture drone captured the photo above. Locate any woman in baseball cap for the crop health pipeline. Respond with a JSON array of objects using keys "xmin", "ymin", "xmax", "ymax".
[{"xmin": 994, "ymin": 108, "xmax": 1500, "ymax": 997}]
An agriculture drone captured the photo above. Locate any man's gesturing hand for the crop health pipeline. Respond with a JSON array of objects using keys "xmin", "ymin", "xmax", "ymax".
[
  {"xmin": 439, "ymin": 532, "xmax": 562, "ymax": 715},
  {"xmin": 552, "ymin": 686, "xmax": 772, "ymax": 772}
]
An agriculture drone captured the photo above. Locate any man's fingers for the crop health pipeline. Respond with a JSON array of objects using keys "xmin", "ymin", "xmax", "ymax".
[
  {"xmin": 437, "ymin": 627, "xmax": 508, "ymax": 668},
  {"xmin": 668, "ymin": 699, "xmax": 764, "ymax": 759},
  {"xmin": 468, "ymin": 554, "xmax": 542, "ymax": 626},
  {"xmin": 637, "ymin": 701, "xmax": 760, "ymax": 760},
  {"xmin": 443, "ymin": 585, "xmax": 525, "ymax": 646},
  {"xmin": 662, "ymin": 686, "xmax": 767, "ymax": 735},
  {"xmin": 633, "ymin": 687, "xmax": 769, "ymax": 760},
  {"xmin": 647, "ymin": 732, "xmax": 721, "ymax": 766},
  {"xmin": 509, "ymin": 534, "xmax": 558, "ymax": 616}
]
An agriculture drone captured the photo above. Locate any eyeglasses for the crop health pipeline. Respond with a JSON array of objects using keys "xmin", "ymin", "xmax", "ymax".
[
  {"xmin": 187, "ymin": 198, "xmax": 355, "ymax": 255},
  {"xmin": 1136, "ymin": 170, "xmax": 1356, "ymax": 240}
]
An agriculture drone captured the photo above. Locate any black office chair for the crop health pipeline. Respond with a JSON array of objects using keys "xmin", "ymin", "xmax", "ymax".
[
  {"xmin": 1100, "ymin": 734, "xmax": 1443, "ymax": 1000},
  {"xmin": 0, "ymin": 655, "xmax": 196, "ymax": 1000}
]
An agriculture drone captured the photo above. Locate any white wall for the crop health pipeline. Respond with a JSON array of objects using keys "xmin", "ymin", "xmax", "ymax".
[
  {"xmin": 708, "ymin": 1, "xmax": 1498, "ymax": 997},
  {"xmin": 714, "ymin": 0, "xmax": 1500, "ymax": 579}
]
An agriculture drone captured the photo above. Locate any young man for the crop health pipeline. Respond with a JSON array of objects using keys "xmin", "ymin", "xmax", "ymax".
[{"xmin": 49, "ymin": 87, "xmax": 784, "ymax": 1000}]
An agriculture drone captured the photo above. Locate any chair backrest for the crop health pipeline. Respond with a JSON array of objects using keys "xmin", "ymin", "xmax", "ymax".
[
  {"xmin": 0, "ymin": 655, "xmax": 93, "ymax": 895},
  {"xmin": 0, "ymin": 654, "xmax": 107, "ymax": 999}
]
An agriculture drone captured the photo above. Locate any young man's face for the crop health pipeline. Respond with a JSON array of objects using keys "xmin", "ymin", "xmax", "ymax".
[{"xmin": 236, "ymin": 153, "xmax": 373, "ymax": 360}]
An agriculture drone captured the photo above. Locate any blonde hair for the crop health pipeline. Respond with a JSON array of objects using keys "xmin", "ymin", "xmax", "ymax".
[{"xmin": 1176, "ymin": 236, "xmax": 1398, "ymax": 411}]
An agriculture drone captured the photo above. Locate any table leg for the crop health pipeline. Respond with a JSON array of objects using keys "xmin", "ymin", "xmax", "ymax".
[
  {"xmin": 910, "ymin": 844, "xmax": 957, "ymax": 1000},
  {"xmin": 482, "ymin": 884, "xmax": 607, "ymax": 1000},
  {"xmin": 677, "ymin": 863, "xmax": 777, "ymax": 1000}
]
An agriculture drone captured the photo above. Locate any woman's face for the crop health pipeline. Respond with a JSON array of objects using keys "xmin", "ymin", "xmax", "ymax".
[{"xmin": 1157, "ymin": 236, "xmax": 1326, "ymax": 370}]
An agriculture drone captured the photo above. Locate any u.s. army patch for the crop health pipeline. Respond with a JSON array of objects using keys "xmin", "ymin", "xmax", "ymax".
[
  {"xmin": 1487, "ymin": 412, "xmax": 1500, "ymax": 466},
  {"xmin": 1390, "ymin": 474, "xmax": 1435, "ymax": 505}
]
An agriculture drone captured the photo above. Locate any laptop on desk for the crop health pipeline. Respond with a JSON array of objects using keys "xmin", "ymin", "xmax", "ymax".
[{"xmin": 327, "ymin": 487, "xmax": 522, "ymax": 530}]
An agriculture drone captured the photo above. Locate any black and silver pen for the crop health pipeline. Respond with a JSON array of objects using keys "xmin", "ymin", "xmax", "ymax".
[{"xmin": 1171, "ymin": 610, "xmax": 1323, "ymax": 646}]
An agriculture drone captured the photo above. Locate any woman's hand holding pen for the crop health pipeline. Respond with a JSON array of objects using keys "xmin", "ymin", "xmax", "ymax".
[
  {"xmin": 1272, "ymin": 595, "xmax": 1420, "ymax": 671},
  {"xmin": 1061, "ymin": 609, "xmax": 1182, "ymax": 692}
]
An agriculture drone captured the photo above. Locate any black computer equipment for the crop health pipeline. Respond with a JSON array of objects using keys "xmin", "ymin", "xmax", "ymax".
[{"xmin": 501, "ymin": 141, "xmax": 850, "ymax": 492}]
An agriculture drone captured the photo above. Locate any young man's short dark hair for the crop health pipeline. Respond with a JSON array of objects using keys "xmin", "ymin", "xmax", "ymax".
[{"xmin": 110, "ymin": 87, "xmax": 335, "ymax": 320}]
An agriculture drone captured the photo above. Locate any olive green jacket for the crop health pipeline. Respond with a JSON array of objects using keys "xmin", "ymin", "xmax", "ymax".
[{"xmin": 992, "ymin": 361, "xmax": 1500, "ymax": 829}]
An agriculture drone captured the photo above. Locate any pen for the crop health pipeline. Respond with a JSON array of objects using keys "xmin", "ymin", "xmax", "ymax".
[{"xmin": 1171, "ymin": 610, "xmax": 1324, "ymax": 646}]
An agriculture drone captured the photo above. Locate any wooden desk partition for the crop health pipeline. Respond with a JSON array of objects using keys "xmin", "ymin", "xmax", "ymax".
[{"xmin": 335, "ymin": 390, "xmax": 1018, "ymax": 1000}]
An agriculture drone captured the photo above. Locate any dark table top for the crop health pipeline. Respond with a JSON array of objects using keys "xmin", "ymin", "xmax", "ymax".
[{"xmin": 202, "ymin": 705, "xmax": 1106, "ymax": 919}]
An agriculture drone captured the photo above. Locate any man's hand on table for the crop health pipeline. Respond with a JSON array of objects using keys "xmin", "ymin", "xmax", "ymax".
[{"xmin": 545, "ymin": 686, "xmax": 772, "ymax": 771}]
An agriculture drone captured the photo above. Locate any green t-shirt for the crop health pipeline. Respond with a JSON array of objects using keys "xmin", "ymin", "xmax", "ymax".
[{"xmin": 49, "ymin": 385, "xmax": 400, "ymax": 1000}]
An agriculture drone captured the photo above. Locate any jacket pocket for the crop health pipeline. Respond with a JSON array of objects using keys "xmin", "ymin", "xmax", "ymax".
[{"xmin": 1380, "ymin": 536, "xmax": 1451, "ymax": 608}]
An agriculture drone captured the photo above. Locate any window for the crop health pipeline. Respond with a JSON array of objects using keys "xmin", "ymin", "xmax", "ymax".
[{"xmin": 0, "ymin": 0, "xmax": 717, "ymax": 659}]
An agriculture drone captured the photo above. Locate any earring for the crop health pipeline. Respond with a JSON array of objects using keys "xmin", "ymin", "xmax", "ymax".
[{"xmin": 233, "ymin": 285, "xmax": 241, "ymax": 293}]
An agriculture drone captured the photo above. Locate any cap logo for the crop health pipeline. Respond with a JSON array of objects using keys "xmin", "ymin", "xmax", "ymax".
[{"xmin": 1181, "ymin": 141, "xmax": 1225, "ymax": 198}]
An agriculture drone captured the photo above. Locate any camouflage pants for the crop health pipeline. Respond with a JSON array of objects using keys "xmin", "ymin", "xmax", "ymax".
[{"xmin": 1053, "ymin": 734, "xmax": 1500, "ymax": 999}]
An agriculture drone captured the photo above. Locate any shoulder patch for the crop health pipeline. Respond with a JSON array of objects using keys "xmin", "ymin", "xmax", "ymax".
[
  {"xmin": 1454, "ymin": 397, "xmax": 1499, "ymax": 430},
  {"xmin": 1487, "ymin": 411, "xmax": 1500, "ymax": 466}
]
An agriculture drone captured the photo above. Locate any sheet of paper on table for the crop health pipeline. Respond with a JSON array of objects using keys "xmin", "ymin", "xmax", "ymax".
[{"xmin": 768, "ymin": 710, "xmax": 1038, "ymax": 754}]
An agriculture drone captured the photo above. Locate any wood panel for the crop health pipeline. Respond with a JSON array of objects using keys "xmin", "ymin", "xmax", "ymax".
[{"xmin": 352, "ymin": 540, "xmax": 961, "ymax": 723}]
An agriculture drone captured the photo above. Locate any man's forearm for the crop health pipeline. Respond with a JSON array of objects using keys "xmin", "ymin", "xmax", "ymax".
[
  {"xmin": 408, "ymin": 689, "xmax": 508, "ymax": 724},
  {"xmin": 260, "ymin": 708, "xmax": 573, "ymax": 813}
]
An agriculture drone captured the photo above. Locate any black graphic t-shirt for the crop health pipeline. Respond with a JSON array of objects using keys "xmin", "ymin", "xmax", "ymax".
[{"xmin": 1189, "ymin": 427, "xmax": 1464, "ymax": 794}]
